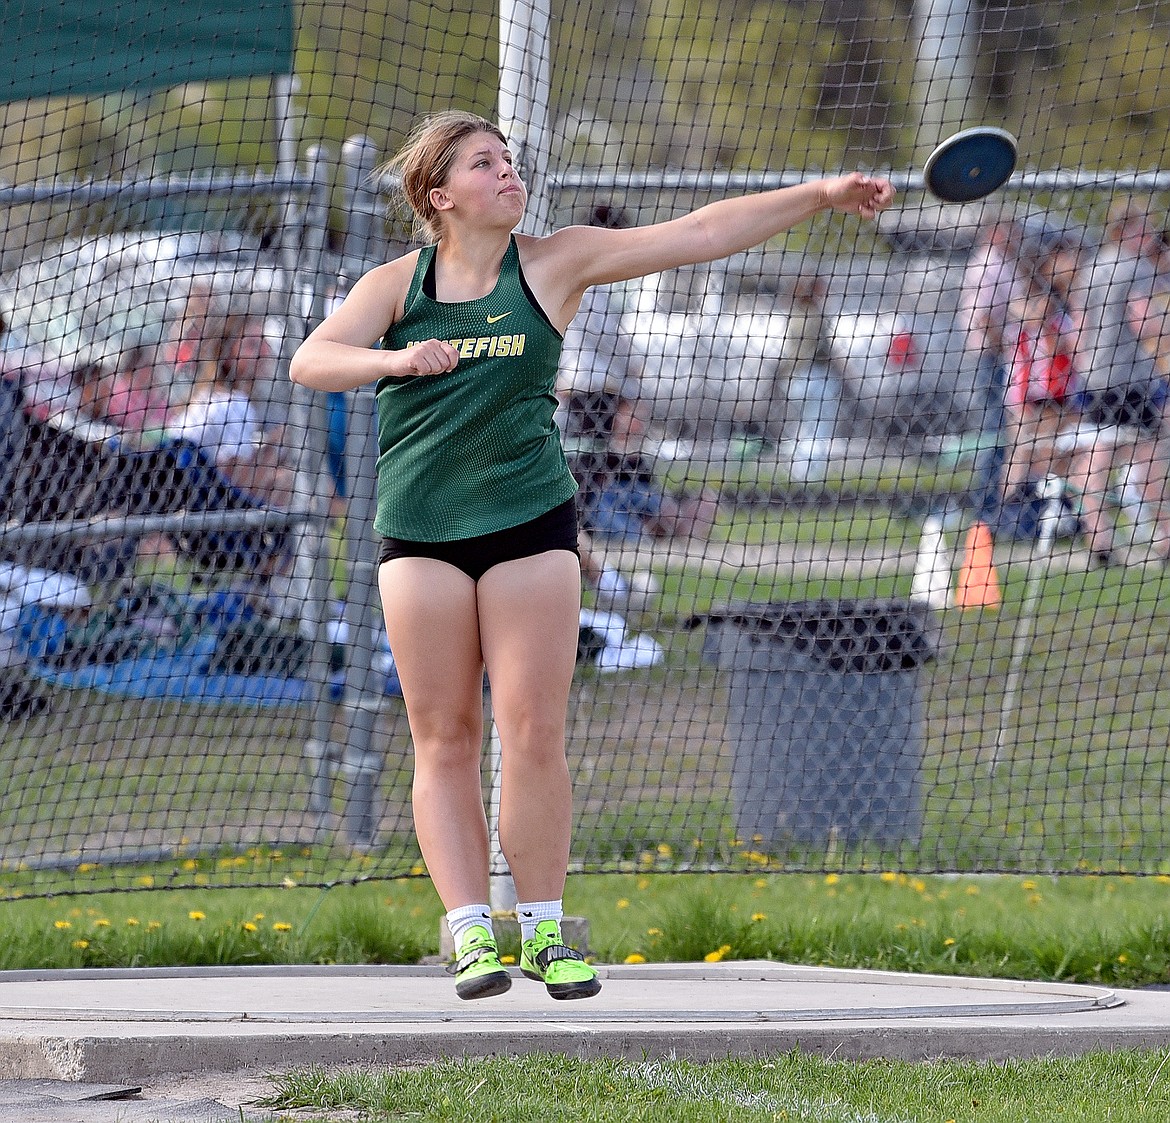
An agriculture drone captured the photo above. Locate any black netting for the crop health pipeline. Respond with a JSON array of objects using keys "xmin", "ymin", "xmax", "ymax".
[{"xmin": 3, "ymin": 0, "xmax": 1170, "ymax": 898}]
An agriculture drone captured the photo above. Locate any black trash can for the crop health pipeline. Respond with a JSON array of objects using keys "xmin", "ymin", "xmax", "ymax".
[{"xmin": 698, "ymin": 599, "xmax": 935, "ymax": 849}]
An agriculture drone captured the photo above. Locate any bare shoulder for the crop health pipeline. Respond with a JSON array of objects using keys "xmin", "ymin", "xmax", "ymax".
[
  {"xmin": 515, "ymin": 228, "xmax": 627, "ymax": 330},
  {"xmin": 353, "ymin": 250, "xmax": 423, "ymax": 298},
  {"xmin": 350, "ymin": 250, "xmax": 424, "ymax": 312},
  {"xmin": 316, "ymin": 250, "xmax": 424, "ymax": 346}
]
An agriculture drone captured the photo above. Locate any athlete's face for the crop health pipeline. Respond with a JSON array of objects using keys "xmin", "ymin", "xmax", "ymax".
[{"xmin": 432, "ymin": 131, "xmax": 527, "ymax": 227}]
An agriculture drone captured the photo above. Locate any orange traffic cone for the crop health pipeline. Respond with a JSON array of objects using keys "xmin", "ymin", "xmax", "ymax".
[{"xmin": 953, "ymin": 521, "xmax": 1001, "ymax": 609}]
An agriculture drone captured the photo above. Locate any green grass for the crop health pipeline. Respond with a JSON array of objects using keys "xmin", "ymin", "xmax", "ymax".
[
  {"xmin": 260, "ymin": 1050, "xmax": 1170, "ymax": 1123},
  {"xmin": 5, "ymin": 493, "xmax": 1170, "ymax": 902},
  {"xmin": 2, "ymin": 871, "xmax": 1168, "ymax": 1122},
  {"xmin": 3, "ymin": 871, "xmax": 1169, "ymax": 991}
]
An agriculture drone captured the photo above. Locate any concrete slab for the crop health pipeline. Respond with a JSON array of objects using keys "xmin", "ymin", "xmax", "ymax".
[
  {"xmin": 0, "ymin": 962, "xmax": 1161, "ymax": 1088},
  {"xmin": 0, "ymin": 963, "xmax": 1168, "ymax": 1120}
]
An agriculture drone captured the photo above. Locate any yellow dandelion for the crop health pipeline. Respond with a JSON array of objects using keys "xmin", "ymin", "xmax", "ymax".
[
  {"xmin": 410, "ymin": 864, "xmax": 427, "ymax": 876},
  {"xmin": 136, "ymin": 876, "xmax": 155, "ymax": 888},
  {"xmin": 636, "ymin": 877, "xmax": 650, "ymax": 890},
  {"xmin": 754, "ymin": 878, "xmax": 767, "ymax": 889},
  {"xmin": 1118, "ymin": 954, "xmax": 1129, "ymax": 964},
  {"xmin": 72, "ymin": 940, "xmax": 89, "ymax": 950},
  {"xmin": 965, "ymin": 884, "xmax": 980, "ymax": 895},
  {"xmin": 911, "ymin": 879, "xmax": 926, "ymax": 893},
  {"xmin": 181, "ymin": 859, "xmax": 198, "ymax": 871},
  {"xmin": 253, "ymin": 913, "xmax": 265, "ymax": 921},
  {"xmin": 1022, "ymin": 880, "xmax": 1036, "ymax": 891},
  {"xmin": 704, "ymin": 944, "xmax": 732, "ymax": 963},
  {"xmin": 616, "ymin": 898, "xmax": 630, "ymax": 909},
  {"xmin": 77, "ymin": 862, "xmax": 98, "ymax": 873},
  {"xmin": 188, "ymin": 911, "xmax": 206, "ymax": 921},
  {"xmin": 1027, "ymin": 893, "xmax": 1043, "ymax": 906},
  {"xmin": 54, "ymin": 920, "xmax": 71, "ymax": 930},
  {"xmin": 824, "ymin": 873, "xmax": 840, "ymax": 886},
  {"xmin": 272, "ymin": 922, "xmax": 293, "ymax": 932},
  {"xmin": 94, "ymin": 918, "xmax": 111, "ymax": 928},
  {"xmin": 624, "ymin": 953, "xmax": 647, "ymax": 964},
  {"xmin": 880, "ymin": 871, "xmax": 897, "ymax": 882},
  {"xmin": 656, "ymin": 843, "xmax": 672, "ymax": 858},
  {"xmin": 944, "ymin": 938, "xmax": 956, "ymax": 947},
  {"xmin": 751, "ymin": 912, "xmax": 767, "ymax": 922},
  {"xmin": 147, "ymin": 920, "xmax": 162, "ymax": 931},
  {"xmin": 242, "ymin": 922, "xmax": 258, "ymax": 933},
  {"xmin": 125, "ymin": 918, "xmax": 140, "ymax": 927}
]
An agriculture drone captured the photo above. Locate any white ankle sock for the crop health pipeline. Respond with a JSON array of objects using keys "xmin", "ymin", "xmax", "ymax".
[
  {"xmin": 446, "ymin": 903, "xmax": 492, "ymax": 949},
  {"xmin": 517, "ymin": 899, "xmax": 563, "ymax": 942}
]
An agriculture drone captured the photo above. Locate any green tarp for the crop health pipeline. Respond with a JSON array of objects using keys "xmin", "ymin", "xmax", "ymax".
[{"xmin": 2, "ymin": 0, "xmax": 294, "ymax": 102}]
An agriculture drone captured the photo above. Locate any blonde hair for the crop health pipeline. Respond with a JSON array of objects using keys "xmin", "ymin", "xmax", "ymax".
[{"xmin": 381, "ymin": 111, "xmax": 508, "ymax": 243}]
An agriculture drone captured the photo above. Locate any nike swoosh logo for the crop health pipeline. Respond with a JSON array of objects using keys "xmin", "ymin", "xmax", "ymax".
[{"xmin": 486, "ymin": 312, "xmax": 512, "ymax": 324}]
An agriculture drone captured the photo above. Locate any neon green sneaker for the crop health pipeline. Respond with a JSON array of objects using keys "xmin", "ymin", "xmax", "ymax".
[
  {"xmin": 520, "ymin": 919, "xmax": 601, "ymax": 1000},
  {"xmin": 448, "ymin": 924, "xmax": 512, "ymax": 1000}
]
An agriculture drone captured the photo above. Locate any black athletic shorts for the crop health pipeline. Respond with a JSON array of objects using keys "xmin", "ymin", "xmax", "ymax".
[{"xmin": 378, "ymin": 499, "xmax": 580, "ymax": 582}]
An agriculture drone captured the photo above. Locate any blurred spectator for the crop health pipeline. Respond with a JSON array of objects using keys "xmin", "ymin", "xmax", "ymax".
[
  {"xmin": 783, "ymin": 274, "xmax": 841, "ymax": 483},
  {"xmin": 557, "ymin": 206, "xmax": 642, "ymax": 400},
  {"xmin": 1065, "ymin": 197, "xmax": 1169, "ymax": 564},
  {"xmin": 956, "ymin": 216, "xmax": 1029, "ymax": 520},
  {"xmin": 557, "ymin": 203, "xmax": 720, "ymax": 542},
  {"xmin": 562, "ymin": 386, "xmax": 719, "ymax": 542},
  {"xmin": 77, "ymin": 334, "xmax": 170, "ymax": 443},
  {"xmin": 165, "ymin": 289, "xmax": 294, "ymax": 509},
  {"xmin": 1000, "ymin": 241, "xmax": 1080, "ymax": 505}
]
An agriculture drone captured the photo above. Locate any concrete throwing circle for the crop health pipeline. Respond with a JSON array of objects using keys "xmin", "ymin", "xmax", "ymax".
[{"xmin": 0, "ymin": 963, "xmax": 1122, "ymax": 1024}]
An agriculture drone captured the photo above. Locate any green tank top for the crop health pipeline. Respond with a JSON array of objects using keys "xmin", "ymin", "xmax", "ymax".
[{"xmin": 374, "ymin": 237, "xmax": 577, "ymax": 541}]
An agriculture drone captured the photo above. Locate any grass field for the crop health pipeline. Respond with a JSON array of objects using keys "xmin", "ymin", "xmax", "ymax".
[
  {"xmin": 261, "ymin": 1050, "xmax": 1170, "ymax": 1123},
  {"xmin": 1, "ymin": 868, "xmax": 1168, "ymax": 1121},
  {"xmin": 3, "ymin": 481, "xmax": 1170, "ymax": 900},
  {"xmin": 2, "ymin": 870, "xmax": 1168, "ymax": 991}
]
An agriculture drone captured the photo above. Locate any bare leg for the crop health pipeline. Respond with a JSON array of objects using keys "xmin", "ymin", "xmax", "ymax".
[
  {"xmin": 1132, "ymin": 434, "xmax": 1170, "ymax": 556},
  {"xmin": 1068, "ymin": 438, "xmax": 1119, "ymax": 558},
  {"xmin": 1001, "ymin": 405, "xmax": 1031, "ymax": 499},
  {"xmin": 378, "ymin": 557, "xmax": 491, "ymax": 910},
  {"xmin": 476, "ymin": 549, "xmax": 581, "ymax": 904}
]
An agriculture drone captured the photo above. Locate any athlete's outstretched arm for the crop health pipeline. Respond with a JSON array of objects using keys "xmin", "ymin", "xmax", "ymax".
[{"xmin": 526, "ymin": 173, "xmax": 894, "ymax": 329}]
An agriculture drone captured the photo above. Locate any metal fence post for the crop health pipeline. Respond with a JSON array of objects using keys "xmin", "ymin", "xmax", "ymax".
[
  {"xmin": 334, "ymin": 134, "xmax": 391, "ymax": 851},
  {"xmin": 279, "ymin": 142, "xmax": 350, "ymax": 841}
]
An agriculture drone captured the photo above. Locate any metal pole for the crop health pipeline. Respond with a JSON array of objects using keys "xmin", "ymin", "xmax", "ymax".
[
  {"xmin": 911, "ymin": 0, "xmax": 979, "ymax": 155},
  {"xmin": 499, "ymin": 0, "xmax": 554, "ymax": 236},
  {"xmin": 989, "ymin": 477, "xmax": 1064, "ymax": 774},
  {"xmin": 493, "ymin": 0, "xmax": 557, "ymax": 913},
  {"xmin": 340, "ymin": 134, "xmax": 385, "ymax": 274},
  {"xmin": 338, "ymin": 380, "xmax": 386, "ymax": 850},
  {"xmin": 334, "ymin": 135, "xmax": 392, "ymax": 851},
  {"xmin": 272, "ymin": 134, "xmax": 349, "ymax": 840}
]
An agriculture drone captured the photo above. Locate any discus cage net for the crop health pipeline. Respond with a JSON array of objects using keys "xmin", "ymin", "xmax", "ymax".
[{"xmin": 1, "ymin": 0, "xmax": 1170, "ymax": 901}]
